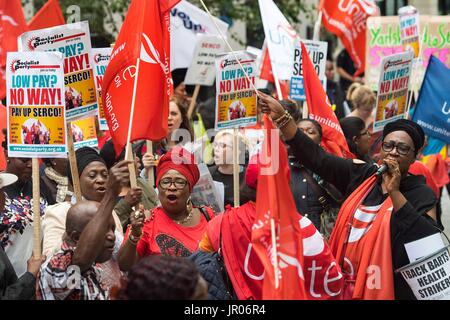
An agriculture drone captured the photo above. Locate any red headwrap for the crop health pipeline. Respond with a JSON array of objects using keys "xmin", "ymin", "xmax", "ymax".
[{"xmin": 156, "ymin": 147, "xmax": 200, "ymax": 192}]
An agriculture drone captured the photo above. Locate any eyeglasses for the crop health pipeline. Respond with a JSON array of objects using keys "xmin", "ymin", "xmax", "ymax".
[
  {"xmin": 159, "ymin": 177, "xmax": 188, "ymax": 190},
  {"xmin": 382, "ymin": 141, "xmax": 414, "ymax": 156},
  {"xmin": 213, "ymin": 142, "xmax": 233, "ymax": 149}
]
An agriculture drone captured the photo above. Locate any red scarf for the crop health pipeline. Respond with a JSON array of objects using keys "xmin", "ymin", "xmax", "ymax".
[
  {"xmin": 329, "ymin": 175, "xmax": 395, "ymax": 299},
  {"xmin": 207, "ymin": 202, "xmax": 343, "ymax": 300}
]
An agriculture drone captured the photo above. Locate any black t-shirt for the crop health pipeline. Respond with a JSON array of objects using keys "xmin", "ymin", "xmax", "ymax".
[
  {"xmin": 286, "ymin": 129, "xmax": 438, "ymax": 300},
  {"xmin": 337, "ymin": 49, "xmax": 357, "ymax": 93},
  {"xmin": 209, "ymin": 165, "xmax": 245, "ymax": 207}
]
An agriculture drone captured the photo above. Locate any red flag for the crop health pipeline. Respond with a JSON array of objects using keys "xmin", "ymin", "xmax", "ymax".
[
  {"xmin": 301, "ymin": 41, "xmax": 354, "ymax": 159},
  {"xmin": 320, "ymin": 0, "xmax": 379, "ymax": 76},
  {"xmin": 102, "ymin": 0, "xmax": 180, "ymax": 155},
  {"xmin": 0, "ymin": 68, "xmax": 5, "ymax": 100},
  {"xmin": 0, "ymin": 0, "xmax": 28, "ymax": 99},
  {"xmin": 0, "ymin": 0, "xmax": 28, "ymax": 66},
  {"xmin": 28, "ymin": 0, "xmax": 65, "ymax": 31},
  {"xmin": 251, "ymin": 115, "xmax": 308, "ymax": 299}
]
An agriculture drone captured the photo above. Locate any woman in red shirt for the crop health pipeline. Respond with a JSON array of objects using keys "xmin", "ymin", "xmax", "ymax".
[{"xmin": 117, "ymin": 147, "xmax": 215, "ymax": 272}]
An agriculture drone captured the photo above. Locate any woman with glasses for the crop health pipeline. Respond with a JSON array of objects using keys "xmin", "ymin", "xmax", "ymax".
[
  {"xmin": 340, "ymin": 116, "xmax": 374, "ymax": 163},
  {"xmin": 209, "ymin": 130, "xmax": 247, "ymax": 207},
  {"xmin": 259, "ymin": 92, "xmax": 438, "ymax": 300},
  {"xmin": 117, "ymin": 147, "xmax": 215, "ymax": 272}
]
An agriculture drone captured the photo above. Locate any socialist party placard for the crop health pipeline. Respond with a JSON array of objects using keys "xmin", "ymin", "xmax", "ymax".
[
  {"xmin": 399, "ymin": 6, "xmax": 420, "ymax": 59},
  {"xmin": 374, "ymin": 51, "xmax": 414, "ymax": 132},
  {"xmin": 290, "ymin": 40, "xmax": 328, "ymax": 101},
  {"xmin": 92, "ymin": 48, "xmax": 111, "ymax": 130},
  {"xmin": 19, "ymin": 21, "xmax": 98, "ymax": 121},
  {"xmin": 71, "ymin": 116, "xmax": 98, "ymax": 150},
  {"xmin": 215, "ymin": 51, "xmax": 257, "ymax": 130},
  {"xmin": 6, "ymin": 51, "xmax": 66, "ymax": 157}
]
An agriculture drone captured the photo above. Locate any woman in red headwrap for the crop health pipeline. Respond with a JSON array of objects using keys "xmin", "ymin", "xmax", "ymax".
[{"xmin": 117, "ymin": 147, "xmax": 215, "ymax": 272}]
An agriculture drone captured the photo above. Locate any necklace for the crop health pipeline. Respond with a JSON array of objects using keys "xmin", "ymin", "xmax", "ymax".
[{"xmin": 174, "ymin": 208, "xmax": 194, "ymax": 225}]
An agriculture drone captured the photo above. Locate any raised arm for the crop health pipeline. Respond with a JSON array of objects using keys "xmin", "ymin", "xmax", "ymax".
[
  {"xmin": 258, "ymin": 92, "xmax": 361, "ymax": 194},
  {"xmin": 72, "ymin": 160, "xmax": 131, "ymax": 272}
]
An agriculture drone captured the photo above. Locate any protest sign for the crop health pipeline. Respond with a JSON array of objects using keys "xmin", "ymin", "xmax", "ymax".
[
  {"xmin": 6, "ymin": 51, "xmax": 66, "ymax": 158},
  {"xmin": 399, "ymin": 6, "xmax": 420, "ymax": 58},
  {"xmin": 365, "ymin": 16, "xmax": 403, "ymax": 91},
  {"xmin": 412, "ymin": 56, "xmax": 450, "ymax": 144},
  {"xmin": 170, "ymin": 0, "xmax": 229, "ymax": 71},
  {"xmin": 92, "ymin": 48, "xmax": 111, "ymax": 130},
  {"xmin": 215, "ymin": 51, "xmax": 257, "ymax": 130},
  {"xmin": 184, "ymin": 34, "xmax": 226, "ymax": 86},
  {"xmin": 373, "ymin": 51, "xmax": 414, "ymax": 132},
  {"xmin": 191, "ymin": 163, "xmax": 224, "ymax": 214},
  {"xmin": 19, "ymin": 21, "xmax": 98, "ymax": 121},
  {"xmin": 397, "ymin": 243, "xmax": 450, "ymax": 300},
  {"xmin": 71, "ymin": 116, "xmax": 98, "ymax": 150},
  {"xmin": 290, "ymin": 40, "xmax": 327, "ymax": 101},
  {"xmin": 366, "ymin": 16, "xmax": 450, "ymax": 91}
]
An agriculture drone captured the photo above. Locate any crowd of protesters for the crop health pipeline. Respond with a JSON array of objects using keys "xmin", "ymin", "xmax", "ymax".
[{"xmin": 0, "ymin": 52, "xmax": 448, "ymax": 301}]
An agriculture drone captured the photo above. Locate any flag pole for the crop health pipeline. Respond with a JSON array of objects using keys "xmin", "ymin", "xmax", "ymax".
[
  {"xmin": 198, "ymin": 0, "xmax": 260, "ymax": 99},
  {"xmin": 187, "ymin": 84, "xmax": 201, "ymax": 119},
  {"xmin": 233, "ymin": 128, "xmax": 240, "ymax": 207},
  {"xmin": 67, "ymin": 122, "xmax": 82, "ymax": 202},
  {"xmin": 313, "ymin": 10, "xmax": 322, "ymax": 41},
  {"xmin": 124, "ymin": 57, "xmax": 141, "ymax": 189},
  {"xmin": 146, "ymin": 140, "xmax": 155, "ymax": 188},
  {"xmin": 32, "ymin": 158, "xmax": 41, "ymax": 259},
  {"xmin": 270, "ymin": 218, "xmax": 280, "ymax": 289}
]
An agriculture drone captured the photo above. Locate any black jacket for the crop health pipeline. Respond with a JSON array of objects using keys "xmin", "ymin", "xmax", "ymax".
[
  {"xmin": 0, "ymin": 247, "xmax": 36, "ymax": 300},
  {"xmin": 286, "ymin": 129, "xmax": 438, "ymax": 300}
]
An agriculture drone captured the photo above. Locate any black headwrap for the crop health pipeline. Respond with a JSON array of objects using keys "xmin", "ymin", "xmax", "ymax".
[
  {"xmin": 67, "ymin": 147, "xmax": 106, "ymax": 184},
  {"xmin": 171, "ymin": 68, "xmax": 187, "ymax": 89},
  {"xmin": 382, "ymin": 119, "xmax": 425, "ymax": 154}
]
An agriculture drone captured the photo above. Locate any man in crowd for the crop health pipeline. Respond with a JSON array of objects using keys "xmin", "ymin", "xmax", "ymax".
[{"xmin": 37, "ymin": 160, "xmax": 132, "ymax": 300}]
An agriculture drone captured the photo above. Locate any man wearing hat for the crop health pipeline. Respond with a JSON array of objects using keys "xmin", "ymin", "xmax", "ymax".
[
  {"xmin": 0, "ymin": 173, "xmax": 45, "ymax": 300},
  {"xmin": 259, "ymin": 91, "xmax": 439, "ymax": 300}
]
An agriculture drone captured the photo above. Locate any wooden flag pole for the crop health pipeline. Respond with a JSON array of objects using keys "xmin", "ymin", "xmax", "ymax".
[
  {"xmin": 270, "ymin": 218, "xmax": 280, "ymax": 289},
  {"xmin": 405, "ymin": 90, "xmax": 414, "ymax": 119},
  {"xmin": 302, "ymin": 101, "xmax": 309, "ymax": 119},
  {"xmin": 127, "ymin": 144, "xmax": 138, "ymax": 189},
  {"xmin": 32, "ymin": 158, "xmax": 42, "ymax": 259},
  {"xmin": 67, "ymin": 122, "xmax": 82, "ymax": 202},
  {"xmin": 124, "ymin": 57, "xmax": 142, "ymax": 189},
  {"xmin": 313, "ymin": 10, "xmax": 323, "ymax": 41},
  {"xmin": 233, "ymin": 128, "xmax": 240, "ymax": 207},
  {"xmin": 187, "ymin": 84, "xmax": 201, "ymax": 119},
  {"xmin": 146, "ymin": 140, "xmax": 155, "ymax": 188}
]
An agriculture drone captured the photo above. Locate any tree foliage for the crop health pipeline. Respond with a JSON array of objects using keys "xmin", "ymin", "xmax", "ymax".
[{"xmin": 25, "ymin": 0, "xmax": 315, "ymax": 47}]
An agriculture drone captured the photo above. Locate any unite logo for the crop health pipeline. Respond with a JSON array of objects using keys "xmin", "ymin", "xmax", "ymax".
[
  {"xmin": 348, "ymin": 204, "xmax": 390, "ymax": 243},
  {"xmin": 170, "ymin": 8, "xmax": 205, "ymax": 32},
  {"xmin": 269, "ymin": 23, "xmax": 297, "ymax": 49},
  {"xmin": 140, "ymin": 33, "xmax": 169, "ymax": 76}
]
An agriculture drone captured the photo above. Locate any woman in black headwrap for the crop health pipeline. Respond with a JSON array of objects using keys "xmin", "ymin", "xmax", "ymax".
[{"xmin": 259, "ymin": 92, "xmax": 438, "ymax": 300}]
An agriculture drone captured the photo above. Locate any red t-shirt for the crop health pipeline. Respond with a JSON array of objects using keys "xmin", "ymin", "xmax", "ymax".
[{"xmin": 126, "ymin": 206, "xmax": 215, "ymax": 257}]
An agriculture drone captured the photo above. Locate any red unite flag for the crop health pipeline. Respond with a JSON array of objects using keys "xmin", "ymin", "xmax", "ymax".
[
  {"xmin": 0, "ymin": 0, "xmax": 28, "ymax": 99},
  {"xmin": 301, "ymin": 41, "xmax": 354, "ymax": 159},
  {"xmin": 320, "ymin": 0, "xmax": 379, "ymax": 76},
  {"xmin": 251, "ymin": 115, "xmax": 308, "ymax": 299},
  {"xmin": 28, "ymin": 0, "xmax": 65, "ymax": 31},
  {"xmin": 102, "ymin": 0, "xmax": 180, "ymax": 155}
]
